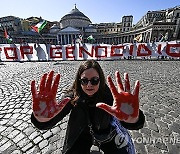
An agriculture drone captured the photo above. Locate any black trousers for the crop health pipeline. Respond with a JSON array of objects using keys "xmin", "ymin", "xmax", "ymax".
[{"xmin": 66, "ymin": 133, "xmax": 129, "ymax": 154}]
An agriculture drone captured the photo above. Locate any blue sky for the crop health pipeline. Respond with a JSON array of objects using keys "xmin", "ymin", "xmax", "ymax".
[{"xmin": 1, "ymin": 0, "xmax": 179, "ymax": 24}]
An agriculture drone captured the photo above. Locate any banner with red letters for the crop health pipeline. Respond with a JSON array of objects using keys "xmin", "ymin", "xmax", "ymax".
[{"xmin": 0, "ymin": 42, "xmax": 179, "ymax": 61}]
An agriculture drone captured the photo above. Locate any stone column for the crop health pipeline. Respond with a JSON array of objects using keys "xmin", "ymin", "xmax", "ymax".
[
  {"xmin": 64, "ymin": 34, "xmax": 67, "ymax": 45},
  {"xmin": 120, "ymin": 37, "xmax": 122, "ymax": 44},
  {"xmin": 68, "ymin": 34, "xmax": 70, "ymax": 44},
  {"xmin": 61, "ymin": 35, "xmax": 63, "ymax": 45}
]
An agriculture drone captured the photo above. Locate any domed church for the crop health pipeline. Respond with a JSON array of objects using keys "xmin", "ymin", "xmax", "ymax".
[
  {"xmin": 60, "ymin": 4, "xmax": 92, "ymax": 29},
  {"xmin": 57, "ymin": 4, "xmax": 93, "ymax": 45}
]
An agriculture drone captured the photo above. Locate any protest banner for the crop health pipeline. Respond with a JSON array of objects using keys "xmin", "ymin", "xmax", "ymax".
[{"xmin": 0, "ymin": 42, "xmax": 179, "ymax": 61}]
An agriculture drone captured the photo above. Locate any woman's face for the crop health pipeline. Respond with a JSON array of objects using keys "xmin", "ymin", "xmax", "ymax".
[{"xmin": 80, "ymin": 68, "xmax": 100, "ymax": 96}]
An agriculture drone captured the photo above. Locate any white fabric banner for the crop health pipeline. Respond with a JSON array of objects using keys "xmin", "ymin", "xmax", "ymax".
[{"xmin": 0, "ymin": 42, "xmax": 179, "ymax": 61}]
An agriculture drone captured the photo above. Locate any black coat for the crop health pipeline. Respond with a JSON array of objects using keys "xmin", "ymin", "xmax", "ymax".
[{"xmin": 31, "ymin": 85, "xmax": 145, "ymax": 153}]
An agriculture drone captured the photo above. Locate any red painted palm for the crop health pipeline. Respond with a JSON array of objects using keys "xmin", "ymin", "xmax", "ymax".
[
  {"xmin": 31, "ymin": 71, "xmax": 71, "ymax": 122},
  {"xmin": 96, "ymin": 71, "xmax": 140, "ymax": 123}
]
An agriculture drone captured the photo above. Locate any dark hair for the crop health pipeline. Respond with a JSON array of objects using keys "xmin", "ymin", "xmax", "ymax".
[{"xmin": 69, "ymin": 60, "xmax": 106, "ymax": 105}]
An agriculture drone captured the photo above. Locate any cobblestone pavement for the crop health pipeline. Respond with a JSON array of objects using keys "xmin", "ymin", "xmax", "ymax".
[{"xmin": 0, "ymin": 60, "xmax": 180, "ymax": 154}]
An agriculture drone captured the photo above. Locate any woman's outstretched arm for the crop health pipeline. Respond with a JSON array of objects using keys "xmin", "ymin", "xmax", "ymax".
[{"xmin": 31, "ymin": 70, "xmax": 71, "ymax": 124}]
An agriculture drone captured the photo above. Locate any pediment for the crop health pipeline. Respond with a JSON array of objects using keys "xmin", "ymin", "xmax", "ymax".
[{"xmin": 60, "ymin": 26, "xmax": 80, "ymax": 32}]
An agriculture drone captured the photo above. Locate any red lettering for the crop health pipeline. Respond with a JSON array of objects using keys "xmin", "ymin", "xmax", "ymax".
[
  {"xmin": 111, "ymin": 46, "xmax": 124, "ymax": 57},
  {"xmin": 20, "ymin": 46, "xmax": 33, "ymax": 59},
  {"xmin": 1, "ymin": 42, "xmax": 180, "ymax": 61},
  {"xmin": 4, "ymin": 47, "xmax": 18, "ymax": 60},
  {"xmin": 66, "ymin": 46, "xmax": 75, "ymax": 59},
  {"xmin": 79, "ymin": 46, "xmax": 94, "ymax": 57},
  {"xmin": 50, "ymin": 46, "xmax": 62, "ymax": 58},
  {"xmin": 157, "ymin": 44, "xmax": 162, "ymax": 55},
  {"xmin": 137, "ymin": 44, "xmax": 151, "ymax": 56},
  {"xmin": 129, "ymin": 45, "xmax": 134, "ymax": 56},
  {"xmin": 95, "ymin": 46, "xmax": 107, "ymax": 58},
  {"xmin": 166, "ymin": 44, "xmax": 180, "ymax": 57}
]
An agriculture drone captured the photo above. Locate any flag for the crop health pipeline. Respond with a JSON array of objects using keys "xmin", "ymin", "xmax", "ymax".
[
  {"xmin": 4, "ymin": 29, "xmax": 13, "ymax": 43},
  {"xmin": 78, "ymin": 35, "xmax": 83, "ymax": 41},
  {"xmin": 31, "ymin": 20, "xmax": 47, "ymax": 33},
  {"xmin": 87, "ymin": 35, "xmax": 95, "ymax": 41},
  {"xmin": 164, "ymin": 32, "xmax": 168, "ymax": 41},
  {"xmin": 75, "ymin": 35, "xmax": 83, "ymax": 43},
  {"xmin": 159, "ymin": 34, "xmax": 165, "ymax": 42},
  {"xmin": 134, "ymin": 33, "xmax": 142, "ymax": 43}
]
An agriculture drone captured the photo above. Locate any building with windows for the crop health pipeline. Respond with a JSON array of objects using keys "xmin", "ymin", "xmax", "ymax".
[
  {"xmin": 56, "ymin": 5, "xmax": 180, "ymax": 45},
  {"xmin": 56, "ymin": 5, "xmax": 128, "ymax": 45},
  {"xmin": 0, "ymin": 16, "xmax": 22, "ymax": 34},
  {"xmin": 131, "ymin": 5, "xmax": 180, "ymax": 43},
  {"xmin": 0, "ymin": 16, "xmax": 57, "ymax": 44},
  {"xmin": 122, "ymin": 15, "xmax": 133, "ymax": 32},
  {"xmin": 0, "ymin": 5, "xmax": 179, "ymax": 44},
  {"xmin": 0, "ymin": 16, "xmax": 23, "ymax": 43}
]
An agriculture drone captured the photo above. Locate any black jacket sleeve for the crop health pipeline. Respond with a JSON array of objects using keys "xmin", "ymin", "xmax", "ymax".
[
  {"xmin": 120, "ymin": 110, "xmax": 145, "ymax": 130},
  {"xmin": 31, "ymin": 102, "xmax": 73, "ymax": 130}
]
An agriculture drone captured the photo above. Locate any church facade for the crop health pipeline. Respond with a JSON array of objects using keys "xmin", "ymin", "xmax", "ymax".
[
  {"xmin": 0, "ymin": 5, "xmax": 179, "ymax": 44},
  {"xmin": 56, "ymin": 5, "xmax": 180, "ymax": 45}
]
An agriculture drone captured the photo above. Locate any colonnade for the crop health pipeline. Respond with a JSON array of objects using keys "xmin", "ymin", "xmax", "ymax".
[
  {"xmin": 95, "ymin": 27, "xmax": 174, "ymax": 44},
  {"xmin": 57, "ymin": 25, "xmax": 175, "ymax": 45},
  {"xmin": 95, "ymin": 31, "xmax": 153, "ymax": 44},
  {"xmin": 57, "ymin": 33, "xmax": 81, "ymax": 45}
]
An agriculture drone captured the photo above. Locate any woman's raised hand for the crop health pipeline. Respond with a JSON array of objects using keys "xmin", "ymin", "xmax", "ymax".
[
  {"xmin": 31, "ymin": 71, "xmax": 71, "ymax": 122},
  {"xmin": 96, "ymin": 71, "xmax": 140, "ymax": 123}
]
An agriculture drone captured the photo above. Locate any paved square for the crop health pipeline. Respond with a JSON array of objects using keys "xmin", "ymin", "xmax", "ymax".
[{"xmin": 0, "ymin": 60, "xmax": 180, "ymax": 154}]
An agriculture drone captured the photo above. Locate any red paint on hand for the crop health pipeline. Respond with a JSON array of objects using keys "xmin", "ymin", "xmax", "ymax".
[
  {"xmin": 31, "ymin": 71, "xmax": 71, "ymax": 120},
  {"xmin": 96, "ymin": 71, "xmax": 140, "ymax": 123}
]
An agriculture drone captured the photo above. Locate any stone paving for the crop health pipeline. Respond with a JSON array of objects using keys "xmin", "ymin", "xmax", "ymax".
[{"xmin": 0, "ymin": 60, "xmax": 180, "ymax": 154}]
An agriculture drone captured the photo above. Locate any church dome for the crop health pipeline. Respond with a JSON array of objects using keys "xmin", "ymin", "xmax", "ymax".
[{"xmin": 60, "ymin": 5, "xmax": 91, "ymax": 29}]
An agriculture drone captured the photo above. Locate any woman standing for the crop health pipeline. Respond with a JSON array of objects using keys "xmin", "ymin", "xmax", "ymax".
[{"xmin": 31, "ymin": 60, "xmax": 145, "ymax": 154}]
